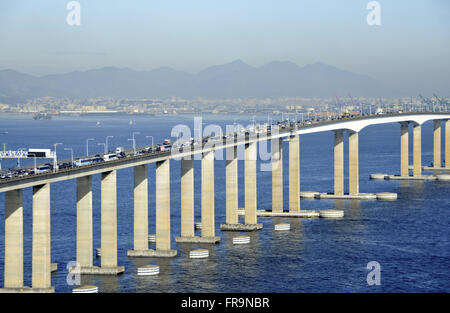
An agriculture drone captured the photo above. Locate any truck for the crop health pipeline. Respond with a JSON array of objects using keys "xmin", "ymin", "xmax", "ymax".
[{"xmin": 115, "ymin": 147, "xmax": 124, "ymax": 154}]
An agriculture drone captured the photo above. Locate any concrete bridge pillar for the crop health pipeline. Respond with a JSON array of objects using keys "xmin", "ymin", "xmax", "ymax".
[
  {"xmin": 446, "ymin": 120, "xmax": 450, "ymax": 168},
  {"xmin": 434, "ymin": 120, "xmax": 441, "ymax": 168},
  {"xmin": 201, "ymin": 151, "xmax": 219, "ymax": 243},
  {"xmin": 272, "ymin": 138, "xmax": 283, "ymax": 213},
  {"xmin": 413, "ymin": 124, "xmax": 422, "ymax": 177},
  {"xmin": 154, "ymin": 160, "xmax": 177, "ymax": 255},
  {"xmin": 245, "ymin": 142, "xmax": 258, "ymax": 224},
  {"xmin": 180, "ymin": 158, "xmax": 195, "ymax": 237},
  {"xmin": 349, "ymin": 131, "xmax": 359, "ymax": 195},
  {"xmin": 400, "ymin": 122, "xmax": 409, "ymax": 177},
  {"xmin": 32, "ymin": 184, "xmax": 53, "ymax": 291},
  {"xmin": 221, "ymin": 143, "xmax": 261, "ymax": 232},
  {"xmin": 3, "ymin": 190, "xmax": 23, "ymax": 289},
  {"xmin": 127, "ymin": 165, "xmax": 150, "ymax": 255},
  {"xmin": 334, "ymin": 130, "xmax": 344, "ymax": 195},
  {"xmin": 76, "ymin": 176, "xmax": 93, "ymax": 269},
  {"xmin": 289, "ymin": 135, "xmax": 300, "ymax": 212},
  {"xmin": 100, "ymin": 171, "xmax": 124, "ymax": 272},
  {"xmin": 226, "ymin": 146, "xmax": 239, "ymax": 224}
]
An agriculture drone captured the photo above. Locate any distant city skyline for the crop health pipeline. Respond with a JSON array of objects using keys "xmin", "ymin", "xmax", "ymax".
[{"xmin": 1, "ymin": 0, "xmax": 449, "ymax": 95}]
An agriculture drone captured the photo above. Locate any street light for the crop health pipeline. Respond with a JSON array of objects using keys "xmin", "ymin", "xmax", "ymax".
[
  {"xmin": 86, "ymin": 138, "xmax": 94, "ymax": 156},
  {"xmin": 97, "ymin": 143, "xmax": 106, "ymax": 154},
  {"xmin": 17, "ymin": 147, "xmax": 26, "ymax": 168},
  {"xmin": 130, "ymin": 132, "xmax": 140, "ymax": 154},
  {"xmin": 146, "ymin": 136, "xmax": 154, "ymax": 150},
  {"xmin": 53, "ymin": 142, "xmax": 62, "ymax": 172},
  {"xmin": 64, "ymin": 148, "xmax": 74, "ymax": 165},
  {"xmin": 106, "ymin": 136, "xmax": 113, "ymax": 153}
]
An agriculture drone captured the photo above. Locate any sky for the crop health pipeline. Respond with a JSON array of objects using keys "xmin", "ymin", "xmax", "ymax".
[{"xmin": 0, "ymin": 0, "xmax": 449, "ymax": 93}]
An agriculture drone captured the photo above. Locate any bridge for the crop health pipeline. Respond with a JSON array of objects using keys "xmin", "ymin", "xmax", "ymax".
[{"xmin": 0, "ymin": 111, "xmax": 449, "ymax": 292}]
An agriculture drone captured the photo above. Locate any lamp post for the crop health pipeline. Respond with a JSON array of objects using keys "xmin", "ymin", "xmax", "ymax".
[
  {"xmin": 64, "ymin": 148, "xmax": 74, "ymax": 165},
  {"xmin": 86, "ymin": 138, "xmax": 94, "ymax": 156},
  {"xmin": 146, "ymin": 136, "xmax": 154, "ymax": 150},
  {"xmin": 53, "ymin": 142, "xmax": 62, "ymax": 172},
  {"xmin": 106, "ymin": 136, "xmax": 113, "ymax": 153},
  {"xmin": 17, "ymin": 147, "xmax": 26, "ymax": 168},
  {"xmin": 131, "ymin": 132, "xmax": 140, "ymax": 154}
]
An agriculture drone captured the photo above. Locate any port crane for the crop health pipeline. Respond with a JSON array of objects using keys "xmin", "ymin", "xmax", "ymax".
[
  {"xmin": 433, "ymin": 94, "xmax": 449, "ymax": 112},
  {"xmin": 418, "ymin": 94, "xmax": 436, "ymax": 112}
]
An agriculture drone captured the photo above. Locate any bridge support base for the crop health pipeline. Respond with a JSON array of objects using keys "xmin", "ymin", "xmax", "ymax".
[
  {"xmin": 317, "ymin": 193, "xmax": 377, "ymax": 200},
  {"xmin": 386, "ymin": 175, "xmax": 437, "ymax": 181},
  {"xmin": 177, "ymin": 236, "xmax": 221, "ymax": 244},
  {"xmin": 220, "ymin": 224, "xmax": 262, "ymax": 231},
  {"xmin": 70, "ymin": 266, "xmax": 125, "ymax": 275},
  {"xmin": 175, "ymin": 236, "xmax": 221, "ymax": 243},
  {"xmin": 127, "ymin": 249, "xmax": 177, "ymax": 258},
  {"xmin": 0, "ymin": 287, "xmax": 54, "ymax": 293}
]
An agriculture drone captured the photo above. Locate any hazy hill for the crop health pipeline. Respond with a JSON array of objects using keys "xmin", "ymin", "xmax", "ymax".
[{"xmin": 0, "ymin": 60, "xmax": 397, "ymax": 102}]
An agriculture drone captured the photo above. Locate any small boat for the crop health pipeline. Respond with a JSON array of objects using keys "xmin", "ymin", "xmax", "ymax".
[
  {"xmin": 1, "ymin": 131, "xmax": 7, "ymax": 134},
  {"xmin": 129, "ymin": 120, "xmax": 134, "ymax": 125},
  {"xmin": 96, "ymin": 121, "xmax": 101, "ymax": 126},
  {"xmin": 33, "ymin": 113, "xmax": 51, "ymax": 120}
]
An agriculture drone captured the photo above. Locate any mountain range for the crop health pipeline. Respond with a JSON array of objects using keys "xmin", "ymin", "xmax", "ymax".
[{"xmin": 0, "ymin": 60, "xmax": 397, "ymax": 102}]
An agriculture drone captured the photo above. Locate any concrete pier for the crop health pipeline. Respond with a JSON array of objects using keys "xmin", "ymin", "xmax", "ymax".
[
  {"xmin": 3, "ymin": 190, "xmax": 23, "ymax": 289},
  {"xmin": 446, "ymin": 120, "xmax": 450, "ymax": 168},
  {"xmin": 200, "ymin": 151, "xmax": 220, "ymax": 243},
  {"xmin": 434, "ymin": 120, "xmax": 441, "ymax": 168},
  {"xmin": 244, "ymin": 142, "xmax": 262, "ymax": 229},
  {"xmin": 76, "ymin": 176, "xmax": 93, "ymax": 269},
  {"xmin": 400, "ymin": 122, "xmax": 409, "ymax": 177},
  {"xmin": 180, "ymin": 159, "xmax": 194, "ymax": 237},
  {"xmin": 289, "ymin": 135, "xmax": 300, "ymax": 212},
  {"xmin": 413, "ymin": 124, "xmax": 422, "ymax": 177},
  {"xmin": 176, "ymin": 157, "xmax": 207, "ymax": 243},
  {"xmin": 32, "ymin": 184, "xmax": 54, "ymax": 292},
  {"xmin": 100, "ymin": 171, "xmax": 124, "ymax": 273},
  {"xmin": 226, "ymin": 146, "xmax": 238, "ymax": 225},
  {"xmin": 334, "ymin": 130, "xmax": 344, "ymax": 195},
  {"xmin": 153, "ymin": 160, "xmax": 177, "ymax": 255},
  {"xmin": 349, "ymin": 131, "xmax": 359, "ymax": 196},
  {"xmin": 220, "ymin": 145, "xmax": 240, "ymax": 228},
  {"xmin": 272, "ymin": 138, "xmax": 283, "ymax": 213},
  {"xmin": 224, "ymin": 142, "xmax": 263, "ymax": 231},
  {"xmin": 127, "ymin": 165, "xmax": 152, "ymax": 256},
  {"xmin": 221, "ymin": 144, "xmax": 261, "ymax": 232}
]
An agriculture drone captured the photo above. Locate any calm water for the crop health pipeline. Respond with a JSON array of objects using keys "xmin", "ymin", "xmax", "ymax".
[{"xmin": 0, "ymin": 113, "xmax": 449, "ymax": 293}]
